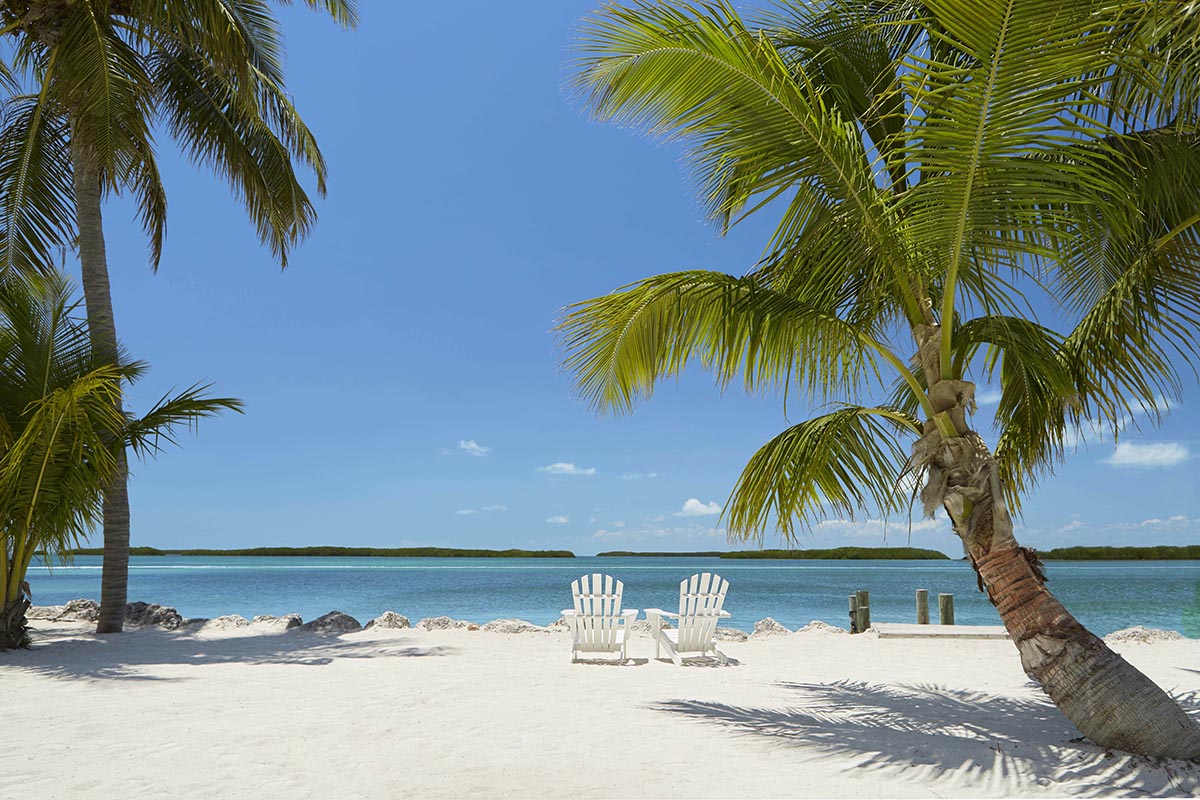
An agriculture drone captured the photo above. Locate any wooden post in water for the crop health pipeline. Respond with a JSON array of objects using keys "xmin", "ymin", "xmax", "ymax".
[
  {"xmin": 848, "ymin": 595, "xmax": 858, "ymax": 633},
  {"xmin": 856, "ymin": 589, "xmax": 870, "ymax": 632},
  {"xmin": 939, "ymin": 593, "xmax": 955, "ymax": 625},
  {"xmin": 916, "ymin": 589, "xmax": 929, "ymax": 624}
]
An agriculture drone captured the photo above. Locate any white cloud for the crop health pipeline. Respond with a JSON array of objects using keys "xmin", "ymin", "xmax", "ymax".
[
  {"xmin": 620, "ymin": 471, "xmax": 660, "ymax": 480},
  {"xmin": 1065, "ymin": 397, "xmax": 1177, "ymax": 449},
  {"xmin": 1118, "ymin": 514, "xmax": 1194, "ymax": 531},
  {"xmin": 675, "ymin": 498, "xmax": 721, "ymax": 517},
  {"xmin": 612, "ymin": 521, "xmax": 626, "ymax": 528},
  {"xmin": 546, "ymin": 515, "xmax": 569, "ymax": 524},
  {"xmin": 456, "ymin": 504, "xmax": 507, "ymax": 516},
  {"xmin": 458, "ymin": 439, "xmax": 491, "ymax": 457},
  {"xmin": 814, "ymin": 516, "xmax": 950, "ymax": 538},
  {"xmin": 537, "ymin": 462, "xmax": 596, "ymax": 476},
  {"xmin": 975, "ymin": 388, "xmax": 1002, "ymax": 407},
  {"xmin": 592, "ymin": 522, "xmax": 725, "ymax": 542},
  {"xmin": 1103, "ymin": 442, "xmax": 1189, "ymax": 469}
]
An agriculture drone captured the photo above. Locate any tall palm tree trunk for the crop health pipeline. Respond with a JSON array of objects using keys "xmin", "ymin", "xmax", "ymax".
[
  {"xmin": 913, "ymin": 326, "xmax": 1200, "ymax": 759},
  {"xmin": 70, "ymin": 135, "xmax": 130, "ymax": 635},
  {"xmin": 974, "ymin": 543, "xmax": 1200, "ymax": 758}
]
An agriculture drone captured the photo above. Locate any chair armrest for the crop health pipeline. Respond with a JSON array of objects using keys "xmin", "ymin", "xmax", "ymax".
[
  {"xmin": 561, "ymin": 610, "xmax": 577, "ymax": 617},
  {"xmin": 644, "ymin": 608, "xmax": 679, "ymax": 619},
  {"xmin": 621, "ymin": 610, "xmax": 638, "ymax": 618},
  {"xmin": 718, "ymin": 610, "xmax": 731, "ymax": 618}
]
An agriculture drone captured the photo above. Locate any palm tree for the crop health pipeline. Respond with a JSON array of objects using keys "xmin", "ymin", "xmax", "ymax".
[
  {"xmin": 0, "ymin": 0, "xmax": 357, "ymax": 632},
  {"xmin": 559, "ymin": 0, "xmax": 1200, "ymax": 760},
  {"xmin": 0, "ymin": 272, "xmax": 240, "ymax": 649}
]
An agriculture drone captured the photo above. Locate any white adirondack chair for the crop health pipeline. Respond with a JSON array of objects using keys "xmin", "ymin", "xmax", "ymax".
[
  {"xmin": 562, "ymin": 573, "xmax": 637, "ymax": 663},
  {"xmin": 645, "ymin": 573, "xmax": 731, "ymax": 665}
]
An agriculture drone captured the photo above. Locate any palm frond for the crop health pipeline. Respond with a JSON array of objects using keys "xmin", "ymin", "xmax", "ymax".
[
  {"xmin": 558, "ymin": 270, "xmax": 887, "ymax": 414},
  {"xmin": 150, "ymin": 46, "xmax": 317, "ymax": 266},
  {"xmin": 0, "ymin": 96, "xmax": 74, "ymax": 276},
  {"xmin": 725, "ymin": 405, "xmax": 920, "ymax": 543},
  {"xmin": 571, "ymin": 1, "xmax": 925, "ymax": 321},
  {"xmin": 53, "ymin": 0, "xmax": 154, "ymax": 172},
  {"xmin": 125, "ymin": 385, "xmax": 243, "ymax": 459}
]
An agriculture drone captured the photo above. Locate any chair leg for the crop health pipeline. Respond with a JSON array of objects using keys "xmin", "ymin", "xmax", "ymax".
[{"xmin": 713, "ymin": 646, "xmax": 728, "ymax": 665}]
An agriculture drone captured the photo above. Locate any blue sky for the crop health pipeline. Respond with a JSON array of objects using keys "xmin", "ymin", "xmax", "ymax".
[{"xmin": 80, "ymin": 1, "xmax": 1198, "ymax": 556}]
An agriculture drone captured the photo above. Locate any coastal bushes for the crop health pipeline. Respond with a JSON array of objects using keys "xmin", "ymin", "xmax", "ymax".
[
  {"xmin": 1043, "ymin": 546, "xmax": 1200, "ymax": 561},
  {"xmin": 67, "ymin": 546, "xmax": 576, "ymax": 558},
  {"xmin": 0, "ymin": 275, "xmax": 238, "ymax": 649},
  {"xmin": 723, "ymin": 547, "xmax": 948, "ymax": 560},
  {"xmin": 598, "ymin": 548, "xmax": 948, "ymax": 559}
]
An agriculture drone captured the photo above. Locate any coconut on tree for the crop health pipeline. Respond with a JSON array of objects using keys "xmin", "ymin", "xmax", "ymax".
[
  {"xmin": 558, "ymin": 0, "xmax": 1200, "ymax": 759},
  {"xmin": 0, "ymin": 272, "xmax": 240, "ymax": 649},
  {"xmin": 0, "ymin": 0, "xmax": 357, "ymax": 633}
]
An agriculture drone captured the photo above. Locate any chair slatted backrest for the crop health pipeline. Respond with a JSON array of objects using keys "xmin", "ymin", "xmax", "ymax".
[
  {"xmin": 675, "ymin": 573, "xmax": 729, "ymax": 652},
  {"xmin": 571, "ymin": 573, "xmax": 624, "ymax": 652}
]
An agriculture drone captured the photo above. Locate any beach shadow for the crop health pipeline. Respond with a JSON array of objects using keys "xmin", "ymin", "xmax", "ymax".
[
  {"xmin": 5, "ymin": 626, "xmax": 455, "ymax": 683},
  {"xmin": 653, "ymin": 681, "xmax": 1200, "ymax": 796},
  {"xmin": 653, "ymin": 656, "xmax": 741, "ymax": 668},
  {"xmin": 573, "ymin": 657, "xmax": 650, "ymax": 667}
]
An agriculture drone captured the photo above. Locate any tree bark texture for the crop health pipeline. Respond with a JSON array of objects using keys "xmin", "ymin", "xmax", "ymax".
[
  {"xmin": 0, "ymin": 597, "xmax": 31, "ymax": 650},
  {"xmin": 70, "ymin": 135, "xmax": 130, "ymax": 636},
  {"xmin": 910, "ymin": 323, "xmax": 1200, "ymax": 760}
]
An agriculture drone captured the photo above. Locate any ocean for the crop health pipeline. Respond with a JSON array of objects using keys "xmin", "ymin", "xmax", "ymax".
[{"xmin": 25, "ymin": 555, "xmax": 1200, "ymax": 636}]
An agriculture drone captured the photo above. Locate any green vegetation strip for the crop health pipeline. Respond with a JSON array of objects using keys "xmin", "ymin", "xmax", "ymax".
[
  {"xmin": 596, "ymin": 551, "xmax": 726, "ymax": 557},
  {"xmin": 598, "ymin": 547, "xmax": 948, "ymax": 559},
  {"xmin": 67, "ymin": 546, "xmax": 575, "ymax": 558},
  {"xmin": 1041, "ymin": 545, "xmax": 1200, "ymax": 561}
]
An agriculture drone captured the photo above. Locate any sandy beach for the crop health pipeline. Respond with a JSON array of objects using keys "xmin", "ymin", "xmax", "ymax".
[{"xmin": 4, "ymin": 619, "xmax": 1198, "ymax": 799}]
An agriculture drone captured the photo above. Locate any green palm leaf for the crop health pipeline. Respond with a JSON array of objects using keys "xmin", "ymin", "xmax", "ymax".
[
  {"xmin": 725, "ymin": 405, "xmax": 920, "ymax": 543},
  {"xmin": 558, "ymin": 270, "xmax": 887, "ymax": 414}
]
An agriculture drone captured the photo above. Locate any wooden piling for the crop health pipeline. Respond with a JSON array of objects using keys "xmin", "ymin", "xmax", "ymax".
[
  {"xmin": 939, "ymin": 593, "xmax": 955, "ymax": 625},
  {"xmin": 916, "ymin": 589, "xmax": 929, "ymax": 624},
  {"xmin": 848, "ymin": 595, "xmax": 859, "ymax": 633},
  {"xmin": 856, "ymin": 589, "xmax": 871, "ymax": 632}
]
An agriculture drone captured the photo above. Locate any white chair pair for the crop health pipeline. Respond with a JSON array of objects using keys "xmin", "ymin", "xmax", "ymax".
[{"xmin": 561, "ymin": 572, "xmax": 731, "ymax": 665}]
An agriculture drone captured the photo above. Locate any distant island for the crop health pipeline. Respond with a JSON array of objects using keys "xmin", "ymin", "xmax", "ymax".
[
  {"xmin": 1041, "ymin": 545, "xmax": 1200, "ymax": 561},
  {"xmin": 67, "ymin": 546, "xmax": 576, "ymax": 558},
  {"xmin": 64, "ymin": 544, "xmax": 1199, "ymax": 561},
  {"xmin": 596, "ymin": 551, "xmax": 727, "ymax": 557},
  {"xmin": 598, "ymin": 547, "xmax": 949, "ymax": 560}
]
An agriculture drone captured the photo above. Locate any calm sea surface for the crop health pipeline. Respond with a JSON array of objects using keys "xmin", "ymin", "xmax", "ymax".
[{"xmin": 25, "ymin": 556, "xmax": 1200, "ymax": 636}]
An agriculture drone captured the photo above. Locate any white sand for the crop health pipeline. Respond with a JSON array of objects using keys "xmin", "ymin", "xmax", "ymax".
[{"xmin": 4, "ymin": 621, "xmax": 1199, "ymax": 798}]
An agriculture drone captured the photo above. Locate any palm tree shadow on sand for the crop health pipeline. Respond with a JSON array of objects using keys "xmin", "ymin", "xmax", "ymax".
[
  {"xmin": 654, "ymin": 681, "xmax": 1200, "ymax": 796},
  {"xmin": 7, "ymin": 625, "xmax": 455, "ymax": 683}
]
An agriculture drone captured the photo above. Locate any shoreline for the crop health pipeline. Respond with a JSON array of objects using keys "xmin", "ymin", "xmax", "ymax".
[{"xmin": 5, "ymin": 617, "xmax": 1199, "ymax": 798}]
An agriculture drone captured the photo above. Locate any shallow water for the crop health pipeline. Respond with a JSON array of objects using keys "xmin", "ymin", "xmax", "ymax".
[{"xmin": 25, "ymin": 555, "xmax": 1200, "ymax": 635}]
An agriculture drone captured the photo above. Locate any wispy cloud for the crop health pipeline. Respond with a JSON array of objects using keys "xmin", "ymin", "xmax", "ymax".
[
  {"xmin": 675, "ymin": 498, "xmax": 721, "ymax": 517},
  {"xmin": 458, "ymin": 439, "xmax": 491, "ymax": 457},
  {"xmin": 814, "ymin": 516, "xmax": 950, "ymax": 538},
  {"xmin": 592, "ymin": 522, "xmax": 725, "ymax": 542},
  {"xmin": 974, "ymin": 388, "xmax": 1002, "ymax": 407},
  {"xmin": 537, "ymin": 462, "xmax": 596, "ymax": 476},
  {"xmin": 456, "ymin": 504, "xmax": 507, "ymax": 516},
  {"xmin": 1103, "ymin": 442, "xmax": 1190, "ymax": 469},
  {"xmin": 546, "ymin": 515, "xmax": 569, "ymax": 524},
  {"xmin": 1064, "ymin": 396, "xmax": 1176, "ymax": 449},
  {"xmin": 620, "ymin": 471, "xmax": 660, "ymax": 480},
  {"xmin": 1113, "ymin": 514, "xmax": 1194, "ymax": 532}
]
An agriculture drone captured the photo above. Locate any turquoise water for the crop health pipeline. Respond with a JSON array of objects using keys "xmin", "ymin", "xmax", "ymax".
[{"xmin": 25, "ymin": 556, "xmax": 1200, "ymax": 636}]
